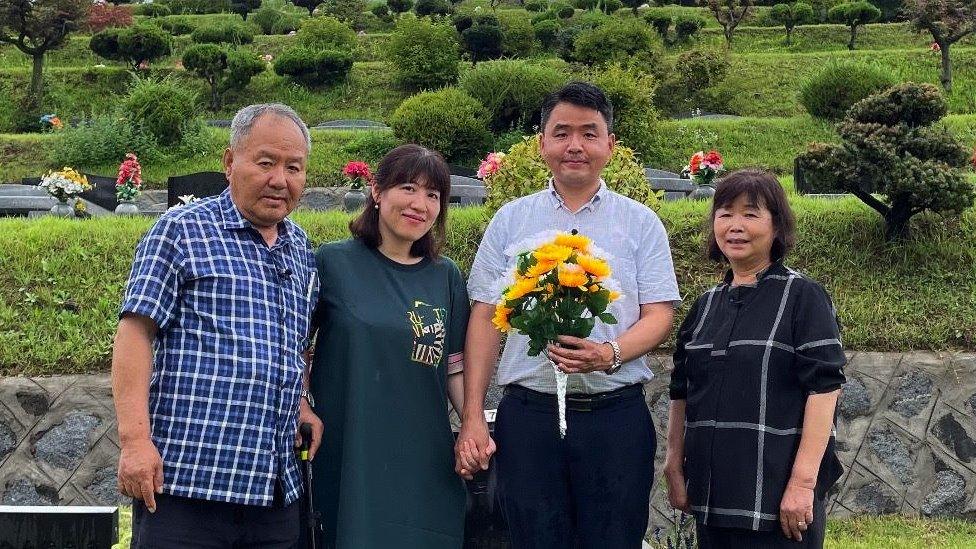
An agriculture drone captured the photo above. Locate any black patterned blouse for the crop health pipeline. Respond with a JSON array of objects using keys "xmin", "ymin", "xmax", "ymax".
[{"xmin": 670, "ymin": 262, "xmax": 847, "ymax": 531}]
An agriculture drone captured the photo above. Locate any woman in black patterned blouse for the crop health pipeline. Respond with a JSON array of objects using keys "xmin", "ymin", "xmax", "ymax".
[{"xmin": 664, "ymin": 169, "xmax": 846, "ymax": 548}]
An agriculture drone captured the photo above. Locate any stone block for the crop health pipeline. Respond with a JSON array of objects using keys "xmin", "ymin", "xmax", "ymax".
[
  {"xmin": 26, "ymin": 386, "xmax": 112, "ymax": 485},
  {"xmin": 846, "ymin": 352, "xmax": 902, "ymax": 384},
  {"xmin": 833, "ymin": 462, "xmax": 902, "ymax": 516},
  {"xmin": 860, "ymin": 419, "xmax": 920, "ymax": 490},
  {"xmin": 65, "ymin": 433, "xmax": 127, "ymax": 506},
  {"xmin": 0, "ymin": 462, "xmax": 61, "ymax": 505},
  {"xmin": 928, "ymin": 402, "xmax": 976, "ymax": 466},
  {"xmin": 0, "ymin": 403, "xmax": 27, "ymax": 468},
  {"xmin": 0, "ymin": 377, "xmax": 48, "ymax": 432},
  {"xmin": 877, "ymin": 358, "xmax": 948, "ymax": 441},
  {"xmin": 835, "ymin": 373, "xmax": 887, "ymax": 468}
]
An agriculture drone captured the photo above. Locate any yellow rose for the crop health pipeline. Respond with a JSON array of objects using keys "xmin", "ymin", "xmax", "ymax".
[
  {"xmin": 492, "ymin": 306, "xmax": 513, "ymax": 332},
  {"xmin": 525, "ymin": 260, "xmax": 557, "ymax": 279},
  {"xmin": 534, "ymin": 244, "xmax": 573, "ymax": 263},
  {"xmin": 588, "ymin": 284, "xmax": 600, "ymax": 292},
  {"xmin": 505, "ymin": 277, "xmax": 539, "ymax": 300},
  {"xmin": 608, "ymin": 290, "xmax": 621, "ymax": 301},
  {"xmin": 575, "ymin": 254, "xmax": 611, "ymax": 278},
  {"xmin": 557, "ymin": 262, "xmax": 588, "ymax": 288},
  {"xmin": 554, "ymin": 233, "xmax": 591, "ymax": 252}
]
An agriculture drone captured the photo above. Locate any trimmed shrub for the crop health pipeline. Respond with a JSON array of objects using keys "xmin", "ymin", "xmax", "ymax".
[
  {"xmin": 525, "ymin": 0, "xmax": 547, "ymax": 11},
  {"xmin": 318, "ymin": 0, "xmax": 368, "ymax": 29},
  {"xmin": 183, "ymin": 44, "xmax": 265, "ymax": 109},
  {"xmin": 91, "ymin": 23, "xmax": 173, "ymax": 70},
  {"xmin": 295, "ymin": 15, "xmax": 357, "ymax": 50},
  {"xmin": 250, "ymin": 0, "xmax": 307, "ymax": 33},
  {"xmin": 799, "ymin": 61, "xmax": 897, "ymax": 120},
  {"xmin": 140, "ymin": 3, "xmax": 173, "ymax": 16},
  {"xmin": 158, "ymin": 16, "xmax": 196, "ymax": 35},
  {"xmin": 655, "ymin": 48, "xmax": 732, "ymax": 115},
  {"xmin": 120, "ymin": 78, "xmax": 200, "ymax": 146},
  {"xmin": 483, "ymin": 134, "xmax": 659, "ymax": 210},
  {"xmin": 601, "ymin": 0, "xmax": 622, "ymax": 13},
  {"xmin": 827, "ymin": 0, "xmax": 881, "ymax": 49},
  {"xmin": 389, "ymin": 88, "xmax": 492, "ymax": 163},
  {"xmin": 462, "ymin": 22, "xmax": 505, "ymax": 64},
  {"xmin": 573, "ymin": 18, "xmax": 662, "ymax": 67},
  {"xmin": 388, "ymin": 0, "xmax": 413, "ymax": 13},
  {"xmin": 533, "ymin": 19, "xmax": 560, "ymax": 50},
  {"xmin": 552, "ymin": 1, "xmax": 575, "ymax": 17},
  {"xmin": 674, "ymin": 15, "xmax": 706, "ymax": 40},
  {"xmin": 459, "ymin": 60, "xmax": 567, "ymax": 132},
  {"xmin": 386, "ymin": 15, "xmax": 460, "ymax": 90},
  {"xmin": 230, "ymin": 0, "xmax": 263, "ymax": 18},
  {"xmin": 414, "ymin": 0, "xmax": 452, "ymax": 16},
  {"xmin": 190, "ymin": 21, "xmax": 256, "ymax": 44},
  {"xmin": 273, "ymin": 47, "xmax": 354, "ymax": 86},
  {"xmin": 530, "ymin": 10, "xmax": 558, "ymax": 24},
  {"xmin": 499, "ymin": 13, "xmax": 535, "ymax": 58},
  {"xmin": 589, "ymin": 63, "xmax": 658, "ymax": 155},
  {"xmin": 371, "ymin": 3, "xmax": 390, "ymax": 16},
  {"xmin": 163, "ymin": 0, "xmax": 232, "ymax": 14}
]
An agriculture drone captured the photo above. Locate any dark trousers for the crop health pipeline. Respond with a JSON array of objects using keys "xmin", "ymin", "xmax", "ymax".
[
  {"xmin": 696, "ymin": 498, "xmax": 827, "ymax": 549},
  {"xmin": 131, "ymin": 492, "xmax": 299, "ymax": 549},
  {"xmin": 494, "ymin": 384, "xmax": 656, "ymax": 549}
]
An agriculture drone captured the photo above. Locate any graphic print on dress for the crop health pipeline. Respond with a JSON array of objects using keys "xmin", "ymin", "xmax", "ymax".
[{"xmin": 407, "ymin": 301, "xmax": 446, "ymax": 367}]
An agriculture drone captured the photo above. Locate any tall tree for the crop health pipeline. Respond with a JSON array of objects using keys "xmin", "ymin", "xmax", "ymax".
[
  {"xmin": 0, "ymin": 0, "xmax": 89, "ymax": 107},
  {"xmin": 828, "ymin": 0, "xmax": 881, "ymax": 49},
  {"xmin": 703, "ymin": 0, "xmax": 755, "ymax": 45},
  {"xmin": 905, "ymin": 0, "xmax": 976, "ymax": 92}
]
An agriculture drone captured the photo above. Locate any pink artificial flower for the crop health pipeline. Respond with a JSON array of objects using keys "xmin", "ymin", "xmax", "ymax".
[
  {"xmin": 138, "ymin": 60, "xmax": 150, "ymax": 70},
  {"xmin": 702, "ymin": 150, "xmax": 723, "ymax": 170},
  {"xmin": 477, "ymin": 152, "xmax": 505, "ymax": 179},
  {"xmin": 930, "ymin": 42, "xmax": 941, "ymax": 52},
  {"xmin": 116, "ymin": 153, "xmax": 143, "ymax": 187}
]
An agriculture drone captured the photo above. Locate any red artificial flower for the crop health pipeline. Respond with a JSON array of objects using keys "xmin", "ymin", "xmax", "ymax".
[
  {"xmin": 116, "ymin": 153, "xmax": 142, "ymax": 187},
  {"xmin": 342, "ymin": 160, "xmax": 373, "ymax": 181},
  {"xmin": 704, "ymin": 150, "xmax": 723, "ymax": 166},
  {"xmin": 688, "ymin": 151, "xmax": 704, "ymax": 174}
]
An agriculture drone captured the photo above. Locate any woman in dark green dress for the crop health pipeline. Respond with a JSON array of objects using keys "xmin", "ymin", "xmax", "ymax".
[{"xmin": 308, "ymin": 144, "xmax": 468, "ymax": 549}]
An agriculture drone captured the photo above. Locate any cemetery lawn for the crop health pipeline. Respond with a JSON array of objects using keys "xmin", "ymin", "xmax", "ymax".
[{"xmin": 109, "ymin": 505, "xmax": 976, "ymax": 549}]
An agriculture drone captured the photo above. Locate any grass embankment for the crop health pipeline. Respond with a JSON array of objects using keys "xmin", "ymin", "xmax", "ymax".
[
  {"xmin": 1, "ymin": 201, "xmax": 973, "ymax": 376},
  {"xmin": 5, "ymin": 114, "xmax": 976, "ymax": 182}
]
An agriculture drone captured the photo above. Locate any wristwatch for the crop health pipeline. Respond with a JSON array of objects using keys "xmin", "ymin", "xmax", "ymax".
[
  {"xmin": 300, "ymin": 388, "xmax": 315, "ymax": 408},
  {"xmin": 603, "ymin": 340, "xmax": 622, "ymax": 375}
]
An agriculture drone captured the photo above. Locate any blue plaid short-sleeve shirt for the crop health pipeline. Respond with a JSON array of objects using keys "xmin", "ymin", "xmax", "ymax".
[{"xmin": 121, "ymin": 189, "xmax": 319, "ymax": 507}]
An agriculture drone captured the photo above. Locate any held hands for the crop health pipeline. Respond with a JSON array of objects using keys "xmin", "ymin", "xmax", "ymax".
[
  {"xmin": 118, "ymin": 438, "xmax": 164, "ymax": 513},
  {"xmin": 546, "ymin": 336, "xmax": 614, "ymax": 374},
  {"xmin": 296, "ymin": 399, "xmax": 324, "ymax": 460},
  {"xmin": 779, "ymin": 480, "xmax": 815, "ymax": 541},
  {"xmin": 454, "ymin": 415, "xmax": 496, "ymax": 480}
]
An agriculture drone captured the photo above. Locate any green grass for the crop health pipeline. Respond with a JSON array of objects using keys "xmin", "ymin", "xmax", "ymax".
[
  {"xmin": 687, "ymin": 22, "xmax": 976, "ymax": 54},
  {"xmin": 1, "ymin": 202, "xmax": 974, "ymax": 376},
  {"xmin": 108, "ymin": 505, "xmax": 976, "ymax": 549},
  {"xmin": 722, "ymin": 48, "xmax": 976, "ymax": 117}
]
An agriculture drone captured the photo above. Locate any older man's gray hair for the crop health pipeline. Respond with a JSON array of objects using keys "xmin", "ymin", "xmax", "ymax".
[{"xmin": 230, "ymin": 103, "xmax": 312, "ymax": 153}]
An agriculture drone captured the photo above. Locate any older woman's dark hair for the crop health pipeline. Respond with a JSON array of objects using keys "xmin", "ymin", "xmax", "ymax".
[
  {"xmin": 706, "ymin": 169, "xmax": 796, "ymax": 263},
  {"xmin": 349, "ymin": 144, "xmax": 452, "ymax": 259}
]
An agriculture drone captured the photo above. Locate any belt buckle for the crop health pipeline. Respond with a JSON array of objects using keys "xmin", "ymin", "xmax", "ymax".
[{"xmin": 566, "ymin": 396, "xmax": 594, "ymax": 412}]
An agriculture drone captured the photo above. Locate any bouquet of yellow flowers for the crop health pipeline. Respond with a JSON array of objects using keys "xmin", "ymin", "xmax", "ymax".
[{"xmin": 494, "ymin": 230, "xmax": 621, "ymax": 436}]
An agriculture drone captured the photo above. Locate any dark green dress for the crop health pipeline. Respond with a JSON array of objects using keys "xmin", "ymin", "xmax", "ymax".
[{"xmin": 309, "ymin": 238, "xmax": 469, "ymax": 549}]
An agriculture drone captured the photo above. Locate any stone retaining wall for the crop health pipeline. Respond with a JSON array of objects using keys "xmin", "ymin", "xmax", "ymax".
[{"xmin": 1, "ymin": 353, "xmax": 974, "ymax": 531}]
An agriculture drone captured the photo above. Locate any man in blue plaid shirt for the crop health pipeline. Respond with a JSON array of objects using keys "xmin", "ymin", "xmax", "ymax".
[{"xmin": 112, "ymin": 103, "xmax": 322, "ymax": 548}]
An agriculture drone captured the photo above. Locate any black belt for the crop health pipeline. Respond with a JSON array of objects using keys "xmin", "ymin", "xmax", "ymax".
[{"xmin": 503, "ymin": 383, "xmax": 644, "ymax": 412}]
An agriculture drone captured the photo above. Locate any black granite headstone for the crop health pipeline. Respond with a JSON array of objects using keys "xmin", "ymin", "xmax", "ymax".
[
  {"xmin": 166, "ymin": 172, "xmax": 228, "ymax": 207},
  {"xmin": 78, "ymin": 173, "xmax": 119, "ymax": 211}
]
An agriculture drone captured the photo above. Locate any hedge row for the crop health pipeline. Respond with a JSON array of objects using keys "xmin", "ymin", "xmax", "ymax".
[{"xmin": 1, "ymin": 200, "xmax": 973, "ymax": 376}]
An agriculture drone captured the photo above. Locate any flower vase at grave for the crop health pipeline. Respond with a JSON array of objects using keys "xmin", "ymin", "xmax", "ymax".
[
  {"xmin": 115, "ymin": 200, "xmax": 140, "ymax": 215},
  {"xmin": 51, "ymin": 200, "xmax": 74, "ymax": 218},
  {"xmin": 343, "ymin": 189, "xmax": 367, "ymax": 212}
]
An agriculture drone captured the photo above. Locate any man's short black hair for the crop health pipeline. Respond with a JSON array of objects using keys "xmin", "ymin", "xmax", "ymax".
[{"xmin": 540, "ymin": 81, "xmax": 614, "ymax": 134}]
